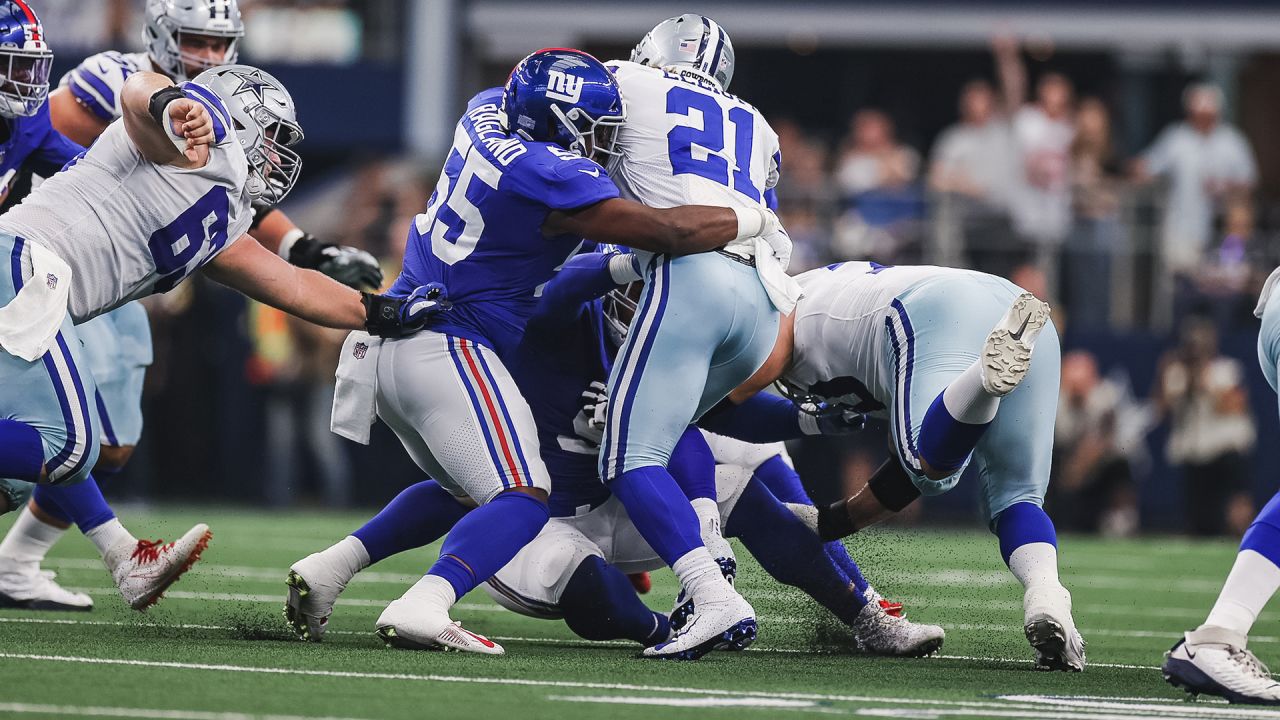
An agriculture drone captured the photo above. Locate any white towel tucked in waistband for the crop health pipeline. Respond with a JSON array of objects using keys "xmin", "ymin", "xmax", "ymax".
[
  {"xmin": 331, "ymin": 330, "xmax": 382, "ymax": 444},
  {"xmin": 752, "ymin": 236, "xmax": 802, "ymax": 314},
  {"xmin": 0, "ymin": 239, "xmax": 72, "ymax": 362}
]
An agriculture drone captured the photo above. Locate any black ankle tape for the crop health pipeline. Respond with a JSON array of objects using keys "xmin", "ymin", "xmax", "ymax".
[
  {"xmin": 867, "ymin": 459, "xmax": 921, "ymax": 512},
  {"xmin": 817, "ymin": 500, "xmax": 857, "ymax": 541}
]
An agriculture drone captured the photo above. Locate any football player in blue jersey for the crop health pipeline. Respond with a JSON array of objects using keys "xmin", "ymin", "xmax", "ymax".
[
  {"xmin": 0, "ymin": 0, "xmax": 382, "ymax": 611},
  {"xmin": 287, "ymin": 48, "xmax": 785, "ymax": 655},
  {"xmin": 286, "ymin": 245, "xmax": 946, "ymax": 658}
]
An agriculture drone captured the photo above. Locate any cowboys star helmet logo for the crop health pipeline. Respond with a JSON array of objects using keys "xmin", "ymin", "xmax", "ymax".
[{"xmin": 231, "ymin": 69, "xmax": 271, "ymax": 103}]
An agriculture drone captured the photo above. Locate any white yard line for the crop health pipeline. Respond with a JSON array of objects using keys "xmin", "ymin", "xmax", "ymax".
[{"xmin": 0, "ymin": 704, "xmax": 368, "ymax": 720}]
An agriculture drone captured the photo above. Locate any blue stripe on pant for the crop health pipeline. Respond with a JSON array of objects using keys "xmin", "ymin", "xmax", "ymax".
[
  {"xmin": 0, "ymin": 233, "xmax": 99, "ymax": 486},
  {"xmin": 600, "ymin": 252, "xmax": 779, "ymax": 481},
  {"xmin": 884, "ymin": 275, "xmax": 1059, "ymax": 523}
]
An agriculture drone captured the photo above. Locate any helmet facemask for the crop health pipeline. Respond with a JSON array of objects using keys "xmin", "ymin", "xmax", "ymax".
[
  {"xmin": 602, "ymin": 281, "xmax": 641, "ymax": 348},
  {"xmin": 243, "ymin": 110, "xmax": 303, "ymax": 205},
  {"xmin": 0, "ymin": 49, "xmax": 50, "ymax": 117},
  {"xmin": 550, "ymin": 102, "xmax": 625, "ymax": 165}
]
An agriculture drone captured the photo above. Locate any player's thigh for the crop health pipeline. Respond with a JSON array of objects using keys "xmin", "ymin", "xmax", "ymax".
[
  {"xmin": 483, "ymin": 519, "xmax": 602, "ymax": 617},
  {"xmin": 599, "ymin": 254, "xmax": 733, "ymax": 479},
  {"xmin": 973, "ymin": 321, "xmax": 1061, "ymax": 523},
  {"xmin": 885, "ymin": 277, "xmax": 1012, "ymax": 495},
  {"xmin": 376, "ymin": 331, "xmax": 549, "ymax": 504},
  {"xmin": 78, "ymin": 304, "xmax": 150, "ymax": 446},
  {"xmin": 0, "ymin": 320, "xmax": 100, "ymax": 486}
]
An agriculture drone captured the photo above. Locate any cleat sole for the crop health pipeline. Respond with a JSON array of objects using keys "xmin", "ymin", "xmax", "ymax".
[
  {"xmin": 648, "ymin": 618, "xmax": 757, "ymax": 662},
  {"xmin": 283, "ymin": 570, "xmax": 318, "ymax": 642},
  {"xmin": 132, "ymin": 528, "xmax": 212, "ymax": 611},
  {"xmin": 0, "ymin": 591, "xmax": 93, "ymax": 612},
  {"xmin": 1025, "ymin": 618, "xmax": 1082, "ymax": 672},
  {"xmin": 376, "ymin": 625, "xmax": 447, "ymax": 652}
]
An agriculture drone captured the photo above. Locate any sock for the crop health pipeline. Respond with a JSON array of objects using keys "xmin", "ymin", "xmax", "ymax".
[
  {"xmin": 998, "ymin": 502, "xmax": 1061, "ymax": 588},
  {"xmin": 726, "ymin": 477, "xmax": 867, "ymax": 623},
  {"xmin": 608, "ymin": 465, "xmax": 704, "ymax": 566},
  {"xmin": 559, "ymin": 555, "xmax": 670, "ymax": 646},
  {"xmin": 1203, "ymin": 492, "xmax": 1280, "ymax": 636},
  {"xmin": 918, "ymin": 364, "xmax": 999, "ymax": 473},
  {"xmin": 751, "ymin": 455, "xmax": 868, "ymax": 593},
  {"xmin": 319, "ymin": 535, "xmax": 371, "ymax": 587},
  {"xmin": 352, "ymin": 480, "xmax": 470, "ymax": 564},
  {"xmin": 399, "ymin": 573, "xmax": 457, "ymax": 613},
  {"xmin": 0, "ymin": 505, "xmax": 66, "ymax": 566},
  {"xmin": 671, "ymin": 547, "xmax": 732, "ymax": 604},
  {"xmin": 668, "ymin": 428, "xmax": 716, "ymax": 502},
  {"xmin": 427, "ymin": 491, "xmax": 549, "ymax": 600},
  {"xmin": 0, "ymin": 419, "xmax": 44, "ymax": 482},
  {"xmin": 32, "ymin": 477, "xmax": 116, "ymax": 532},
  {"xmin": 85, "ymin": 519, "xmax": 134, "ymax": 561}
]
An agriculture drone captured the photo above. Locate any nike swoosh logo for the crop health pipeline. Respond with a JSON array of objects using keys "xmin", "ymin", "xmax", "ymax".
[
  {"xmin": 578, "ymin": 168, "xmax": 601, "ymax": 177},
  {"xmin": 461, "ymin": 629, "xmax": 496, "ymax": 648},
  {"xmin": 1009, "ymin": 315, "xmax": 1032, "ymax": 342}
]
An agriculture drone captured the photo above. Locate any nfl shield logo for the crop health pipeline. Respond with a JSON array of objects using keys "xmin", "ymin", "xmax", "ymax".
[
  {"xmin": 353, "ymin": 342, "xmax": 368, "ymax": 360},
  {"xmin": 45, "ymin": 273, "xmax": 57, "ymax": 290}
]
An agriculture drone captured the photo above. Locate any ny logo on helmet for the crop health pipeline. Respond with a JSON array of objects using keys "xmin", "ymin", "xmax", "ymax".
[{"xmin": 546, "ymin": 70, "xmax": 584, "ymax": 104}]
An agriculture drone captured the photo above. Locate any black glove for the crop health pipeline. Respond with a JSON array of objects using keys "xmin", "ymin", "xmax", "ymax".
[
  {"xmin": 288, "ymin": 234, "xmax": 384, "ymax": 290},
  {"xmin": 362, "ymin": 283, "xmax": 449, "ymax": 338}
]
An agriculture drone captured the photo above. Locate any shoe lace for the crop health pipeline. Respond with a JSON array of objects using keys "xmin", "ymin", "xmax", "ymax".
[
  {"xmin": 1231, "ymin": 648, "xmax": 1273, "ymax": 680},
  {"xmin": 878, "ymin": 598, "xmax": 904, "ymax": 618},
  {"xmin": 131, "ymin": 539, "xmax": 173, "ymax": 564}
]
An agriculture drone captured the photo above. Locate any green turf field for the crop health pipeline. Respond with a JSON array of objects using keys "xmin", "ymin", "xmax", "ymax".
[{"xmin": 0, "ymin": 507, "xmax": 1275, "ymax": 720}]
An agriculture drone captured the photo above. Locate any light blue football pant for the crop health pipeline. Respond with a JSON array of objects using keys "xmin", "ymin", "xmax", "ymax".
[
  {"xmin": 1258, "ymin": 287, "xmax": 1280, "ymax": 395},
  {"xmin": 0, "ymin": 233, "xmax": 100, "ymax": 512},
  {"xmin": 77, "ymin": 301, "xmax": 152, "ymax": 448},
  {"xmin": 600, "ymin": 252, "xmax": 779, "ymax": 481},
  {"xmin": 884, "ymin": 273, "xmax": 1060, "ymax": 523}
]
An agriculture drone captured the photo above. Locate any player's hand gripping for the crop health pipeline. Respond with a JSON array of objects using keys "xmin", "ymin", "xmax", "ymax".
[
  {"xmin": 572, "ymin": 380, "xmax": 610, "ymax": 446},
  {"xmin": 361, "ymin": 282, "xmax": 449, "ymax": 338},
  {"xmin": 287, "ymin": 234, "xmax": 384, "ymax": 291},
  {"xmin": 167, "ymin": 98, "xmax": 214, "ymax": 162},
  {"xmin": 798, "ymin": 402, "xmax": 868, "ymax": 436}
]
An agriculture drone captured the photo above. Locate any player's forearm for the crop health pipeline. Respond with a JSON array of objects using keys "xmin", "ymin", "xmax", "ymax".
[
  {"xmin": 626, "ymin": 205, "xmax": 738, "ymax": 255},
  {"xmin": 48, "ymin": 88, "xmax": 110, "ymax": 148},
  {"xmin": 120, "ymin": 72, "xmax": 184, "ymax": 165},
  {"xmin": 698, "ymin": 394, "xmax": 804, "ymax": 442},
  {"xmin": 251, "ymin": 207, "xmax": 298, "ymax": 255}
]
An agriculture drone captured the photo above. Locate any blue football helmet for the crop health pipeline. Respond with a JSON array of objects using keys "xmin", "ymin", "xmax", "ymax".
[
  {"xmin": 0, "ymin": 0, "xmax": 51, "ymax": 117},
  {"xmin": 501, "ymin": 48, "xmax": 625, "ymax": 163}
]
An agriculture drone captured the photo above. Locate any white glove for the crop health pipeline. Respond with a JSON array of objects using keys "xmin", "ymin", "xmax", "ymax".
[
  {"xmin": 758, "ymin": 209, "xmax": 792, "ymax": 272},
  {"xmin": 571, "ymin": 380, "xmax": 610, "ymax": 446}
]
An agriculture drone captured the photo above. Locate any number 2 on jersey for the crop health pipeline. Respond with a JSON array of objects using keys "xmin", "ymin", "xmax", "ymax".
[{"xmin": 665, "ymin": 87, "xmax": 760, "ymax": 202}]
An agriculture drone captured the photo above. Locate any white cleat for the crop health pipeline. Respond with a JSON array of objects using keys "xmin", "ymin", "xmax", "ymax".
[
  {"xmin": 981, "ymin": 292, "xmax": 1050, "ymax": 397},
  {"xmin": 284, "ymin": 552, "xmax": 352, "ymax": 642},
  {"xmin": 643, "ymin": 591, "xmax": 757, "ymax": 661},
  {"xmin": 850, "ymin": 598, "xmax": 944, "ymax": 657},
  {"xmin": 375, "ymin": 597, "xmax": 504, "ymax": 655},
  {"xmin": 106, "ymin": 524, "xmax": 211, "ymax": 611},
  {"xmin": 1023, "ymin": 583, "xmax": 1086, "ymax": 671},
  {"xmin": 0, "ymin": 561, "xmax": 92, "ymax": 611},
  {"xmin": 1164, "ymin": 626, "xmax": 1280, "ymax": 705}
]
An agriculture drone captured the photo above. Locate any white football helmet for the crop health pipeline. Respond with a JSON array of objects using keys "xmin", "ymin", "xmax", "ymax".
[
  {"xmin": 631, "ymin": 14, "xmax": 735, "ymax": 91},
  {"xmin": 194, "ymin": 64, "xmax": 303, "ymax": 205},
  {"xmin": 144, "ymin": 0, "xmax": 244, "ymax": 81}
]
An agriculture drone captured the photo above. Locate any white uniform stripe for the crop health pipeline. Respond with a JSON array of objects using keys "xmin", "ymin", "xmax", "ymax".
[
  {"xmin": 46, "ymin": 338, "xmax": 90, "ymax": 482},
  {"xmin": 605, "ymin": 260, "xmax": 666, "ymax": 475},
  {"xmin": 70, "ymin": 74, "xmax": 113, "ymax": 116},
  {"xmin": 886, "ymin": 312, "xmax": 921, "ymax": 472}
]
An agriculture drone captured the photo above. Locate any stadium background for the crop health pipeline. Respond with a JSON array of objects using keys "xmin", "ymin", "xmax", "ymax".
[{"xmin": 30, "ymin": 0, "xmax": 1280, "ymax": 535}]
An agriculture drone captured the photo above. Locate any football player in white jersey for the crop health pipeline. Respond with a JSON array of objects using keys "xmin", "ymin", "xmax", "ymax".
[
  {"xmin": 591, "ymin": 15, "xmax": 798, "ymax": 659},
  {"xmin": 0, "ymin": 64, "xmax": 441, "ymax": 609},
  {"xmin": 0, "ymin": 0, "xmax": 381, "ymax": 611},
  {"xmin": 731, "ymin": 261, "xmax": 1086, "ymax": 671}
]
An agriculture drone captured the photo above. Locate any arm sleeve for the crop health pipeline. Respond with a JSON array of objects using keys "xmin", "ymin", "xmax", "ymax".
[
  {"xmin": 506, "ymin": 146, "xmax": 620, "ymax": 211},
  {"xmin": 60, "ymin": 52, "xmax": 134, "ymax": 123},
  {"xmin": 528, "ymin": 251, "xmax": 622, "ymax": 327},
  {"xmin": 698, "ymin": 393, "xmax": 804, "ymax": 442}
]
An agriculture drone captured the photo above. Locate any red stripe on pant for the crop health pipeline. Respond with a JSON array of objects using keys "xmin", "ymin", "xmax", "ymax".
[{"xmin": 458, "ymin": 339, "xmax": 525, "ymax": 488}]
